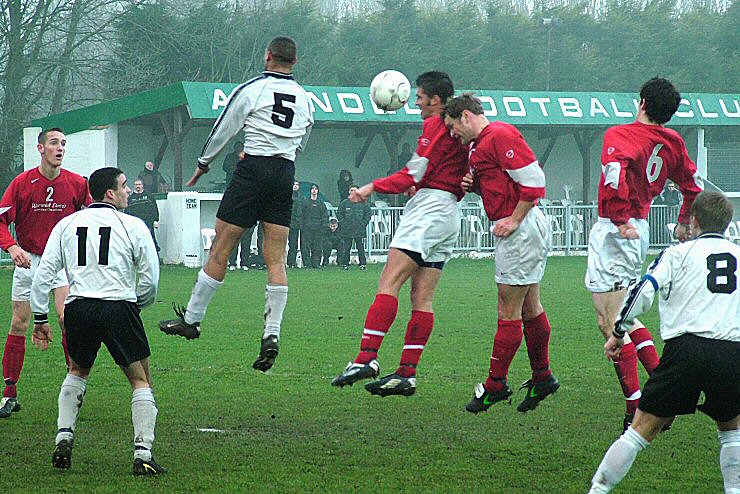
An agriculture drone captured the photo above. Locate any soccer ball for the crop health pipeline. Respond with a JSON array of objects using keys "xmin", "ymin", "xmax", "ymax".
[{"xmin": 370, "ymin": 70, "xmax": 411, "ymax": 112}]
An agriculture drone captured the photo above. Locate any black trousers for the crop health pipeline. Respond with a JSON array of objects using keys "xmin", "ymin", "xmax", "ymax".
[
  {"xmin": 300, "ymin": 229, "xmax": 323, "ymax": 268},
  {"xmin": 288, "ymin": 227, "xmax": 300, "ymax": 267},
  {"xmin": 339, "ymin": 236, "xmax": 366, "ymax": 266}
]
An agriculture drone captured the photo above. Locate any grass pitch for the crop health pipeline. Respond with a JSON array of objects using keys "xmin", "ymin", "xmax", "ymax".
[{"xmin": 0, "ymin": 258, "xmax": 723, "ymax": 493}]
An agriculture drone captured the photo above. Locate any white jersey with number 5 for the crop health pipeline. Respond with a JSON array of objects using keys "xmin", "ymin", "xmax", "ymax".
[
  {"xmin": 198, "ymin": 71, "xmax": 313, "ymax": 166},
  {"xmin": 616, "ymin": 233, "xmax": 739, "ymax": 342},
  {"xmin": 31, "ymin": 203, "xmax": 159, "ymax": 315}
]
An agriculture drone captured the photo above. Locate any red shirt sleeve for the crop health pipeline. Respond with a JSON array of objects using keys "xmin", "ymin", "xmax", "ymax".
[
  {"xmin": 0, "ymin": 178, "xmax": 19, "ymax": 251},
  {"xmin": 599, "ymin": 130, "xmax": 632, "ymax": 226},
  {"xmin": 669, "ymin": 145, "xmax": 702, "ymax": 224},
  {"xmin": 490, "ymin": 125, "xmax": 545, "ymax": 203}
]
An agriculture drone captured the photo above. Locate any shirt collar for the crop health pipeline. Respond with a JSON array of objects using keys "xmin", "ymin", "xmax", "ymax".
[{"xmin": 87, "ymin": 202, "xmax": 118, "ymax": 210}]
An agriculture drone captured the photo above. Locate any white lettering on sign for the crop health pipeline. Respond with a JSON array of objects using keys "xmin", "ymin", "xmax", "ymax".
[
  {"xmin": 530, "ymin": 97, "xmax": 551, "ymax": 116},
  {"xmin": 697, "ymin": 99, "xmax": 719, "ymax": 118},
  {"xmin": 609, "ymin": 98, "xmax": 633, "ymax": 117},
  {"xmin": 477, "ymin": 96, "xmax": 497, "ymax": 117},
  {"xmin": 559, "ymin": 98, "xmax": 582, "ymax": 117},
  {"xmin": 590, "ymin": 98, "xmax": 609, "ymax": 118},
  {"xmin": 503, "ymin": 97, "xmax": 526, "ymax": 117},
  {"xmin": 337, "ymin": 93, "xmax": 364, "ymax": 114},
  {"xmin": 675, "ymin": 98, "xmax": 694, "ymax": 118},
  {"xmin": 307, "ymin": 92, "xmax": 333, "ymax": 113},
  {"xmin": 719, "ymin": 98, "xmax": 740, "ymax": 118},
  {"xmin": 212, "ymin": 89, "xmax": 229, "ymax": 110}
]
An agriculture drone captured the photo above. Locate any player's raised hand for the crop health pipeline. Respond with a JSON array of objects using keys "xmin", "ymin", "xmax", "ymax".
[
  {"xmin": 674, "ymin": 223, "xmax": 691, "ymax": 242},
  {"xmin": 461, "ymin": 172, "xmax": 474, "ymax": 191},
  {"xmin": 617, "ymin": 221, "xmax": 640, "ymax": 240},
  {"xmin": 7, "ymin": 245, "xmax": 31, "ymax": 269},
  {"xmin": 404, "ymin": 186, "xmax": 417, "ymax": 197},
  {"xmin": 186, "ymin": 165, "xmax": 209, "ymax": 187},
  {"xmin": 604, "ymin": 335, "xmax": 624, "ymax": 361},
  {"xmin": 351, "ymin": 183, "xmax": 374, "ymax": 203},
  {"xmin": 492, "ymin": 216, "xmax": 520, "ymax": 237},
  {"xmin": 32, "ymin": 323, "xmax": 52, "ymax": 351}
]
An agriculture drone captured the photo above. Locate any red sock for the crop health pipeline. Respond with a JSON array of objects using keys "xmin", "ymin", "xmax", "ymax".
[
  {"xmin": 397, "ymin": 311, "xmax": 434, "ymax": 378},
  {"xmin": 523, "ymin": 312, "xmax": 553, "ymax": 383},
  {"xmin": 354, "ymin": 294, "xmax": 398, "ymax": 364},
  {"xmin": 2, "ymin": 334, "xmax": 26, "ymax": 399},
  {"xmin": 61, "ymin": 329, "xmax": 71, "ymax": 369},
  {"xmin": 484, "ymin": 319, "xmax": 523, "ymax": 392},
  {"xmin": 629, "ymin": 326, "xmax": 659, "ymax": 375},
  {"xmin": 613, "ymin": 342, "xmax": 641, "ymax": 415}
]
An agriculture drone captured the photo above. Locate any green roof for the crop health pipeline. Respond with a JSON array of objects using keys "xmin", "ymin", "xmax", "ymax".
[{"xmin": 32, "ymin": 81, "xmax": 740, "ymax": 133}]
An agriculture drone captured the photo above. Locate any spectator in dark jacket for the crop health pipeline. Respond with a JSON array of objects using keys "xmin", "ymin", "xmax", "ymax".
[
  {"xmin": 299, "ymin": 184, "xmax": 328, "ymax": 268},
  {"xmin": 126, "ymin": 179, "xmax": 160, "ymax": 252},
  {"xmin": 137, "ymin": 161, "xmax": 166, "ymax": 193},
  {"xmin": 337, "ymin": 185, "xmax": 371, "ymax": 270},
  {"xmin": 288, "ymin": 180, "xmax": 303, "ymax": 268},
  {"xmin": 322, "ymin": 218, "xmax": 342, "ymax": 267},
  {"xmin": 337, "ymin": 169, "xmax": 353, "ymax": 203}
]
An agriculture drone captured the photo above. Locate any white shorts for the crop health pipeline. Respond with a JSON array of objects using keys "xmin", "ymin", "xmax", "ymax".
[
  {"xmin": 585, "ymin": 217, "xmax": 649, "ymax": 293},
  {"xmin": 389, "ymin": 188, "xmax": 460, "ymax": 263},
  {"xmin": 12, "ymin": 253, "xmax": 68, "ymax": 302},
  {"xmin": 495, "ymin": 207, "xmax": 551, "ymax": 285}
]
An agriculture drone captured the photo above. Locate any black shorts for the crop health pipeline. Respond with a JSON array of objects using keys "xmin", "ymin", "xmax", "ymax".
[
  {"xmin": 64, "ymin": 298, "xmax": 150, "ymax": 369},
  {"xmin": 217, "ymin": 155, "xmax": 295, "ymax": 229},
  {"xmin": 397, "ymin": 248, "xmax": 445, "ymax": 270},
  {"xmin": 638, "ymin": 333, "xmax": 740, "ymax": 422}
]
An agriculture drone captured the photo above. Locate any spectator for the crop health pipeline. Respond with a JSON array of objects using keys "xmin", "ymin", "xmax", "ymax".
[
  {"xmin": 299, "ymin": 184, "xmax": 328, "ymax": 268},
  {"xmin": 337, "ymin": 169, "xmax": 353, "ymax": 203},
  {"xmin": 222, "ymin": 141, "xmax": 243, "ymax": 186},
  {"xmin": 287, "ymin": 181, "xmax": 303, "ymax": 268},
  {"xmin": 125, "ymin": 179, "xmax": 160, "ymax": 253},
  {"xmin": 322, "ymin": 218, "xmax": 342, "ymax": 267},
  {"xmin": 137, "ymin": 161, "xmax": 166, "ymax": 193},
  {"xmin": 227, "ymin": 229, "xmax": 251, "ymax": 271},
  {"xmin": 337, "ymin": 185, "xmax": 371, "ymax": 270},
  {"xmin": 660, "ymin": 181, "xmax": 682, "ymax": 206}
]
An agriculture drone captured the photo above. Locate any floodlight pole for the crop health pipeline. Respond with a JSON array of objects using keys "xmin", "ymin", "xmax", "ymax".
[{"xmin": 542, "ymin": 17, "xmax": 562, "ymax": 91}]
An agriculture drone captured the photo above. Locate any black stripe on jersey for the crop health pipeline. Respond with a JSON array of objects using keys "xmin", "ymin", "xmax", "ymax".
[
  {"xmin": 614, "ymin": 275, "xmax": 656, "ymax": 339},
  {"xmin": 199, "ymin": 75, "xmax": 267, "ymax": 160},
  {"xmin": 647, "ymin": 248, "xmax": 668, "ymax": 271},
  {"xmin": 263, "ymin": 71, "xmax": 294, "ymax": 80}
]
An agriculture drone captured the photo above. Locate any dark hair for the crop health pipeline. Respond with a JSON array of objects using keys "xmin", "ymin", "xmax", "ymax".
[
  {"xmin": 89, "ymin": 167, "xmax": 124, "ymax": 201},
  {"xmin": 639, "ymin": 77, "xmax": 681, "ymax": 124},
  {"xmin": 38, "ymin": 128, "xmax": 65, "ymax": 144},
  {"xmin": 415, "ymin": 71, "xmax": 454, "ymax": 103},
  {"xmin": 445, "ymin": 93, "xmax": 484, "ymax": 119},
  {"xmin": 690, "ymin": 191, "xmax": 733, "ymax": 234},
  {"xmin": 268, "ymin": 36, "xmax": 297, "ymax": 64},
  {"xmin": 339, "ymin": 169, "xmax": 353, "ymax": 181}
]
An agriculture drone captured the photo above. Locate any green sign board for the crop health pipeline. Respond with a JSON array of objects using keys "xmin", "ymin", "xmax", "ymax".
[{"xmin": 185, "ymin": 81, "xmax": 740, "ymax": 126}]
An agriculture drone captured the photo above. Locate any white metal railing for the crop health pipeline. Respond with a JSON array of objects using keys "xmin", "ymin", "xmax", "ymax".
[{"xmin": 327, "ymin": 204, "xmax": 683, "ymax": 259}]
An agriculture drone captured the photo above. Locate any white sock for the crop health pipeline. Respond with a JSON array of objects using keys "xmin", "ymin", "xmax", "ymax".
[
  {"xmin": 263, "ymin": 284, "xmax": 288, "ymax": 338},
  {"xmin": 56, "ymin": 374, "xmax": 86, "ymax": 444},
  {"xmin": 185, "ymin": 269, "xmax": 224, "ymax": 325},
  {"xmin": 719, "ymin": 429, "xmax": 740, "ymax": 494},
  {"xmin": 132, "ymin": 388, "xmax": 157, "ymax": 461},
  {"xmin": 590, "ymin": 426, "xmax": 649, "ymax": 493}
]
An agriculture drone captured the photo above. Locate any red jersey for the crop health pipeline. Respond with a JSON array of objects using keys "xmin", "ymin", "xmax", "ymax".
[
  {"xmin": 373, "ymin": 114, "xmax": 468, "ymax": 200},
  {"xmin": 469, "ymin": 122, "xmax": 545, "ymax": 221},
  {"xmin": 599, "ymin": 121, "xmax": 703, "ymax": 226},
  {"xmin": 0, "ymin": 167, "xmax": 92, "ymax": 255}
]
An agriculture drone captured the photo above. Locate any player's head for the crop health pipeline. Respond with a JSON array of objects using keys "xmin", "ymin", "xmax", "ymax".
[
  {"xmin": 37, "ymin": 128, "xmax": 66, "ymax": 168},
  {"xmin": 690, "ymin": 191, "xmax": 733, "ymax": 235},
  {"xmin": 414, "ymin": 71, "xmax": 454, "ymax": 119},
  {"xmin": 89, "ymin": 167, "xmax": 131, "ymax": 209},
  {"xmin": 265, "ymin": 36, "xmax": 297, "ymax": 70},
  {"xmin": 444, "ymin": 93, "xmax": 486, "ymax": 144},
  {"xmin": 639, "ymin": 77, "xmax": 681, "ymax": 125},
  {"xmin": 134, "ymin": 179, "xmax": 144, "ymax": 193}
]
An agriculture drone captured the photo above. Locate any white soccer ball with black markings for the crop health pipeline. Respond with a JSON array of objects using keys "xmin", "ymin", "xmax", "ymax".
[{"xmin": 370, "ymin": 70, "xmax": 411, "ymax": 112}]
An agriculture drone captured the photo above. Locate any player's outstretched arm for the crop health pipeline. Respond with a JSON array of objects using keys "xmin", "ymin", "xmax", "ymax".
[
  {"xmin": 186, "ymin": 165, "xmax": 209, "ymax": 187},
  {"xmin": 351, "ymin": 184, "xmax": 374, "ymax": 203}
]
